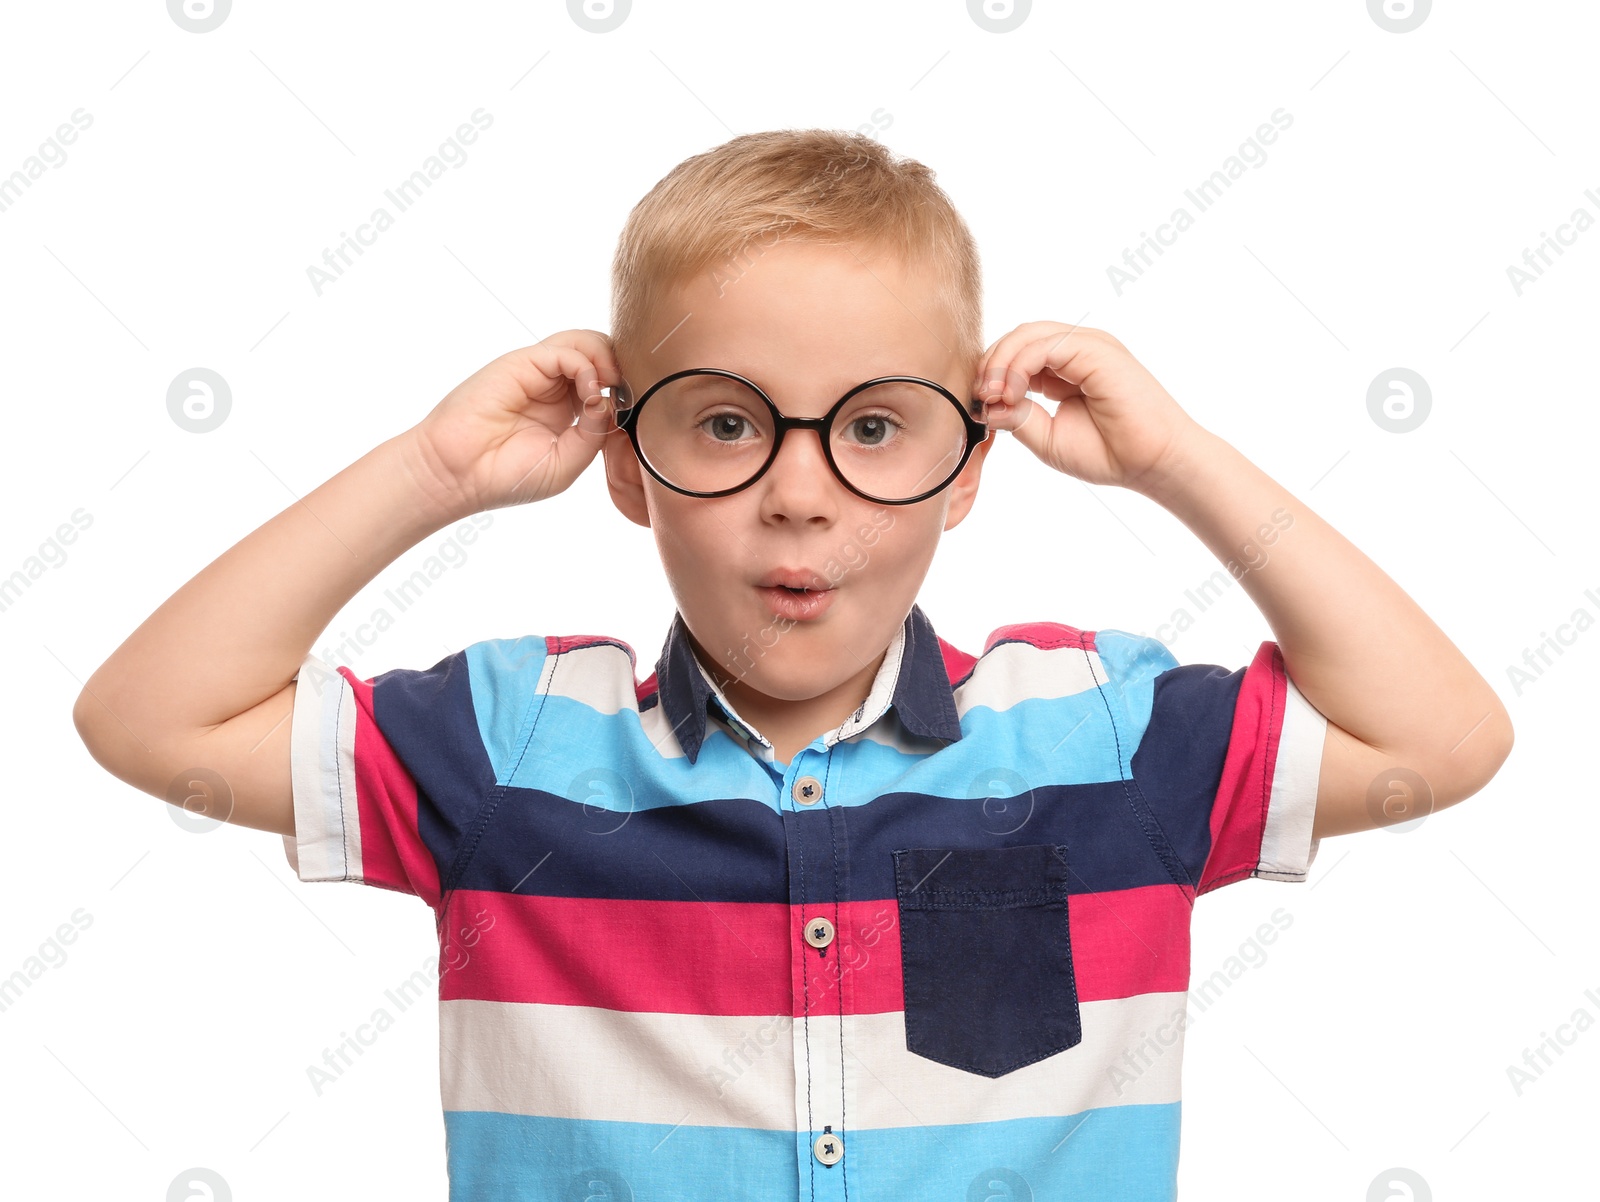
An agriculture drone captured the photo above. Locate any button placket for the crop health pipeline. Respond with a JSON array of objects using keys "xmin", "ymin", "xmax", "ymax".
[
  {"xmin": 813, "ymin": 1126, "xmax": 843, "ymax": 1166},
  {"xmin": 783, "ymin": 753, "xmax": 850, "ymax": 1197},
  {"xmin": 803, "ymin": 915, "xmax": 835, "ymax": 949}
]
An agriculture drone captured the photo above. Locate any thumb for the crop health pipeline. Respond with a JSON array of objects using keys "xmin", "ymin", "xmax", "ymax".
[
  {"xmin": 519, "ymin": 393, "xmax": 614, "ymax": 502},
  {"xmin": 548, "ymin": 393, "xmax": 614, "ymax": 484},
  {"xmin": 994, "ymin": 395, "xmax": 1056, "ymax": 464},
  {"xmin": 573, "ymin": 390, "xmax": 616, "ymax": 443}
]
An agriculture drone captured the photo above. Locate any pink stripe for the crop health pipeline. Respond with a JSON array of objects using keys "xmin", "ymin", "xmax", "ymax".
[
  {"xmin": 983, "ymin": 622, "xmax": 1096, "ymax": 655},
  {"xmin": 341, "ymin": 669, "xmax": 441, "ymax": 907},
  {"xmin": 636, "ymin": 669, "xmax": 660, "ymax": 710},
  {"xmin": 545, "ymin": 633, "xmax": 638, "ymax": 668},
  {"xmin": 1199, "ymin": 642, "xmax": 1285, "ymax": 894},
  {"xmin": 437, "ymin": 885, "xmax": 1192, "ymax": 1014}
]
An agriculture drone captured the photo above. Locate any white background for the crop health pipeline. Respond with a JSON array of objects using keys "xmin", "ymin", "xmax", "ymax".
[{"xmin": 3, "ymin": 1, "xmax": 1595, "ymax": 1198}]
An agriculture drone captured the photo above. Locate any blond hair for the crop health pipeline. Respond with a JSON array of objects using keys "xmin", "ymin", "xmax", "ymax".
[{"xmin": 609, "ymin": 129, "xmax": 982, "ymax": 375}]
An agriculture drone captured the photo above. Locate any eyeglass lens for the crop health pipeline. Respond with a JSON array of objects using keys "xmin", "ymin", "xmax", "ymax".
[{"xmin": 634, "ymin": 375, "xmax": 968, "ymax": 500}]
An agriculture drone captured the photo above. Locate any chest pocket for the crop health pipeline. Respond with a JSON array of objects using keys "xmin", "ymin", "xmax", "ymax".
[{"xmin": 891, "ymin": 843, "xmax": 1082, "ymax": 1077}]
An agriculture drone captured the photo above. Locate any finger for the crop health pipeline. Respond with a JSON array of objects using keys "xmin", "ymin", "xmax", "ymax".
[
  {"xmin": 972, "ymin": 329, "xmax": 1025, "ymax": 399},
  {"xmin": 1034, "ymin": 372, "xmax": 1080, "ymax": 404},
  {"xmin": 976, "ymin": 322, "xmax": 1093, "ymax": 404},
  {"xmin": 500, "ymin": 343, "xmax": 608, "ymax": 410},
  {"xmin": 562, "ymin": 329, "xmax": 626, "ymax": 390},
  {"xmin": 518, "ymin": 333, "xmax": 616, "ymax": 404},
  {"xmin": 994, "ymin": 395, "xmax": 1056, "ymax": 462},
  {"xmin": 507, "ymin": 399, "xmax": 610, "ymax": 503},
  {"xmin": 573, "ymin": 377, "xmax": 617, "ymax": 440},
  {"xmin": 970, "ymin": 334, "xmax": 1003, "ymax": 396},
  {"xmin": 988, "ymin": 328, "xmax": 1107, "ymax": 408}
]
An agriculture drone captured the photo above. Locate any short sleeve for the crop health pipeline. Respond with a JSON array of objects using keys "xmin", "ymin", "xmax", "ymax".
[
  {"xmin": 281, "ymin": 649, "xmax": 499, "ymax": 908},
  {"xmin": 1097, "ymin": 631, "xmax": 1327, "ymax": 896}
]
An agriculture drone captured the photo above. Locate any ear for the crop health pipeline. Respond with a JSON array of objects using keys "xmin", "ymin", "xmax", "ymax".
[
  {"xmin": 603, "ymin": 427, "xmax": 652, "ymax": 528},
  {"xmin": 942, "ymin": 430, "xmax": 994, "ymax": 531}
]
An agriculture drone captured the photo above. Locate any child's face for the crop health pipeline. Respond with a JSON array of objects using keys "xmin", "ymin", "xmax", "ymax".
[{"xmin": 603, "ymin": 240, "xmax": 991, "ymax": 710}]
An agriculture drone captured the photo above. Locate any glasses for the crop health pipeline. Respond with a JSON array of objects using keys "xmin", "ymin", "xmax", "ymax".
[{"xmin": 611, "ymin": 368, "xmax": 990, "ymax": 505}]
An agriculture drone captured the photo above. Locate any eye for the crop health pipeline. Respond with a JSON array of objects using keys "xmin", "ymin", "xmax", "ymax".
[
  {"xmin": 841, "ymin": 411, "xmax": 905, "ymax": 447},
  {"xmin": 699, "ymin": 411, "xmax": 757, "ymax": 443}
]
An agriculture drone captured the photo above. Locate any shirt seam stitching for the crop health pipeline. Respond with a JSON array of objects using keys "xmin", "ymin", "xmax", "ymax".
[
  {"xmin": 437, "ymin": 644, "xmax": 553, "ymax": 906},
  {"xmin": 1080, "ymin": 638, "xmax": 1197, "ymax": 904}
]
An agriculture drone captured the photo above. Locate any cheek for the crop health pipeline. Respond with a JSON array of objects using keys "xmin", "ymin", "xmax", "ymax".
[
  {"xmin": 651, "ymin": 494, "xmax": 754, "ymax": 578},
  {"xmin": 842, "ymin": 506, "xmax": 935, "ymax": 577}
]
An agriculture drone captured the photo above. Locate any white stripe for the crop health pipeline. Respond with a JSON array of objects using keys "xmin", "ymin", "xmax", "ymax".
[
  {"xmin": 638, "ymin": 694, "xmax": 692, "ymax": 761},
  {"xmin": 540, "ymin": 642, "xmax": 637, "ymax": 716},
  {"xmin": 953, "ymin": 641, "xmax": 1110, "ymax": 716},
  {"xmin": 1256, "ymin": 673, "xmax": 1326, "ymax": 880},
  {"xmin": 283, "ymin": 653, "xmax": 363, "ymax": 883},
  {"xmin": 438, "ymin": 991, "xmax": 1186, "ymax": 1128}
]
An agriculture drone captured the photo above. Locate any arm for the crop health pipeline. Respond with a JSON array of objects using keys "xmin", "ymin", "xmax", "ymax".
[
  {"xmin": 969, "ymin": 321, "xmax": 1513, "ymax": 843},
  {"xmin": 71, "ymin": 431, "xmax": 461, "ymax": 836},
  {"xmin": 71, "ymin": 331, "xmax": 624, "ymax": 838},
  {"xmin": 1133, "ymin": 426, "xmax": 1515, "ymax": 840}
]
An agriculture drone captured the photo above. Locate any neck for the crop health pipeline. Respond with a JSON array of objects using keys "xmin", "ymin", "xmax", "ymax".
[{"xmin": 692, "ymin": 633, "xmax": 885, "ymax": 758}]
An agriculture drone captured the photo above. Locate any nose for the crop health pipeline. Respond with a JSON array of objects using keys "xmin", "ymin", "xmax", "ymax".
[{"xmin": 757, "ymin": 420, "xmax": 838, "ymax": 518}]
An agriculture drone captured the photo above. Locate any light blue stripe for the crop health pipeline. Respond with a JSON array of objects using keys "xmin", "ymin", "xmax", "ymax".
[
  {"xmin": 465, "ymin": 636, "xmax": 549, "ymax": 785},
  {"xmin": 1090, "ymin": 628, "xmax": 1177, "ymax": 772},
  {"xmin": 442, "ymin": 1104, "xmax": 1180, "ymax": 1200},
  {"xmin": 506, "ymin": 690, "xmax": 1141, "ymax": 810}
]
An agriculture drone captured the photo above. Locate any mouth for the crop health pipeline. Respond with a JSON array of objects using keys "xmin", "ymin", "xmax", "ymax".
[
  {"xmin": 754, "ymin": 569, "xmax": 837, "ymax": 621},
  {"xmin": 756, "ymin": 568, "xmax": 833, "ymax": 591}
]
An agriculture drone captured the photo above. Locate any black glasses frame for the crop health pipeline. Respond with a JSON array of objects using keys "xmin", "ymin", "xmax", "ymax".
[{"xmin": 611, "ymin": 367, "xmax": 991, "ymax": 505}]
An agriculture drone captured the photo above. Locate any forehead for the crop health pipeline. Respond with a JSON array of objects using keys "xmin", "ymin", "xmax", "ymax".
[{"xmin": 650, "ymin": 241, "xmax": 963, "ymax": 391}]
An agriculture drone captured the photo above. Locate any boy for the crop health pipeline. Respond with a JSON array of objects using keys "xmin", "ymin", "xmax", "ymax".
[{"xmin": 74, "ymin": 129, "xmax": 1513, "ymax": 1200}]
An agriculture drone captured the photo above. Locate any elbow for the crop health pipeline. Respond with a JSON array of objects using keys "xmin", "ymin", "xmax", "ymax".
[
  {"xmin": 72, "ymin": 678, "xmax": 124, "ymax": 768},
  {"xmin": 1443, "ymin": 702, "xmax": 1515, "ymax": 807},
  {"xmin": 72, "ymin": 686, "xmax": 102, "ymax": 753},
  {"xmin": 1482, "ymin": 701, "xmax": 1515, "ymax": 776},
  {"xmin": 1496, "ymin": 709, "xmax": 1515, "ymax": 767}
]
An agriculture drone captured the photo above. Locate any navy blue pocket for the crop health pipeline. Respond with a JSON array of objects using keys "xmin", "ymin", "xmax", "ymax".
[{"xmin": 892, "ymin": 843, "xmax": 1082, "ymax": 1077}]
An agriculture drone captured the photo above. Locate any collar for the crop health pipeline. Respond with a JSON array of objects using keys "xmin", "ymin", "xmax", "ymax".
[{"xmin": 653, "ymin": 602, "xmax": 964, "ymax": 764}]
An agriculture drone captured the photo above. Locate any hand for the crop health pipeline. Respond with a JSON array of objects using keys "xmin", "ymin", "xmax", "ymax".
[
  {"xmin": 401, "ymin": 330, "xmax": 623, "ymax": 519},
  {"xmin": 971, "ymin": 322, "xmax": 1204, "ymax": 494}
]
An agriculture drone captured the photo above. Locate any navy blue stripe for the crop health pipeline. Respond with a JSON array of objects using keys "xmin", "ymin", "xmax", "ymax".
[
  {"xmin": 369, "ymin": 651, "xmax": 500, "ymax": 891},
  {"xmin": 1129, "ymin": 662, "xmax": 1247, "ymax": 889},
  {"xmin": 448, "ymin": 780, "xmax": 1175, "ymax": 902}
]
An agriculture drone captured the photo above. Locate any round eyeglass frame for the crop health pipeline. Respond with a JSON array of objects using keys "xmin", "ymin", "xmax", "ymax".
[{"xmin": 610, "ymin": 367, "xmax": 992, "ymax": 505}]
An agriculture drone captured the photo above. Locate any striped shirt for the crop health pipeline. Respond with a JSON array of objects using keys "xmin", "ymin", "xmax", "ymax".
[{"xmin": 282, "ymin": 602, "xmax": 1326, "ymax": 1201}]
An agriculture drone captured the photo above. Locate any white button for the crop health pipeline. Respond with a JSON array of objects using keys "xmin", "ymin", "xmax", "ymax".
[
  {"xmin": 803, "ymin": 916, "xmax": 835, "ymax": 949},
  {"xmin": 813, "ymin": 1131, "xmax": 843, "ymax": 1165},
  {"xmin": 792, "ymin": 775, "xmax": 823, "ymax": 805}
]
